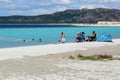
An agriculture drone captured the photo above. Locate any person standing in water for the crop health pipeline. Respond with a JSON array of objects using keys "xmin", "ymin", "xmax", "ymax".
[{"xmin": 61, "ymin": 32, "xmax": 66, "ymax": 43}]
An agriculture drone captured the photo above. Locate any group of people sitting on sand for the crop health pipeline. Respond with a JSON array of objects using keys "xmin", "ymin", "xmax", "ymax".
[
  {"xmin": 76, "ymin": 31, "xmax": 97, "ymax": 42},
  {"xmin": 60, "ymin": 31, "xmax": 97, "ymax": 43}
]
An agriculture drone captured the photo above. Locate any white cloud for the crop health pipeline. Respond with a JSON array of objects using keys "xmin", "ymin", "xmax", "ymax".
[
  {"xmin": 0, "ymin": 0, "xmax": 16, "ymax": 9},
  {"xmin": 38, "ymin": 2, "xmax": 51, "ymax": 6},
  {"xmin": 0, "ymin": 3, "xmax": 16, "ymax": 9},
  {"xmin": 32, "ymin": 9, "xmax": 49, "ymax": 14},
  {"xmin": 0, "ymin": 0, "xmax": 120, "ymax": 16},
  {"xmin": 104, "ymin": 0, "xmax": 120, "ymax": 2},
  {"xmin": 80, "ymin": 4, "xmax": 108, "ymax": 9},
  {"xmin": 52, "ymin": 0, "xmax": 70, "ymax": 4},
  {"xmin": 0, "ymin": 0, "xmax": 11, "ymax": 3},
  {"xmin": 28, "ymin": 1, "xmax": 51, "ymax": 6},
  {"xmin": 10, "ymin": 9, "xmax": 50, "ymax": 16},
  {"xmin": 10, "ymin": 10, "xmax": 22, "ymax": 15},
  {"xmin": 56, "ymin": 6, "xmax": 68, "ymax": 11}
]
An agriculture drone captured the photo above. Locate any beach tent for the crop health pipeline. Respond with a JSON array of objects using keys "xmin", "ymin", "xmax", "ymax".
[{"xmin": 98, "ymin": 33, "xmax": 112, "ymax": 42}]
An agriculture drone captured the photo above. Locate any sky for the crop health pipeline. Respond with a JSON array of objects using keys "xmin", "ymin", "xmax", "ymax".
[{"xmin": 0, "ymin": 0, "xmax": 120, "ymax": 16}]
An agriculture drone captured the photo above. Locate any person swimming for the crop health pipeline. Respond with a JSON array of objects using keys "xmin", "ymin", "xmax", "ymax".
[
  {"xmin": 23, "ymin": 39, "xmax": 25, "ymax": 42},
  {"xmin": 32, "ymin": 38, "xmax": 34, "ymax": 41},
  {"xmin": 39, "ymin": 38, "xmax": 42, "ymax": 42}
]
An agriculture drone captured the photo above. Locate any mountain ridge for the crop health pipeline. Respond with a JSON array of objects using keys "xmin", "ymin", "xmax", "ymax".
[{"xmin": 0, "ymin": 8, "xmax": 120, "ymax": 24}]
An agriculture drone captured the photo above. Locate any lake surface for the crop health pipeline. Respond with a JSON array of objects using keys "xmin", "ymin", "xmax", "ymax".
[{"xmin": 0, "ymin": 25, "xmax": 120, "ymax": 48}]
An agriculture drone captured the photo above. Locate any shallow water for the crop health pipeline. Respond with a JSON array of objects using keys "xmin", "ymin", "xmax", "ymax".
[{"xmin": 0, "ymin": 25, "xmax": 120, "ymax": 48}]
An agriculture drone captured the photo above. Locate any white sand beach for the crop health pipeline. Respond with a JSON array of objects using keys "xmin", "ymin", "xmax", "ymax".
[{"xmin": 0, "ymin": 39, "xmax": 120, "ymax": 80}]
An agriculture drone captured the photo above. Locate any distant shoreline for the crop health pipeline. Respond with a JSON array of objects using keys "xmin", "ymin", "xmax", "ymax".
[
  {"xmin": 0, "ymin": 23, "xmax": 71, "ymax": 25},
  {"xmin": 0, "ymin": 23, "xmax": 120, "ymax": 26},
  {"xmin": 71, "ymin": 24, "xmax": 120, "ymax": 26}
]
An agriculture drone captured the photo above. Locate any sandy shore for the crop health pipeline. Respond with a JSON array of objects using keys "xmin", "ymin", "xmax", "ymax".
[
  {"xmin": 71, "ymin": 23, "xmax": 120, "ymax": 26},
  {"xmin": 0, "ymin": 39, "xmax": 120, "ymax": 60},
  {"xmin": 0, "ymin": 39, "xmax": 120, "ymax": 80},
  {"xmin": 1, "ymin": 23, "xmax": 120, "ymax": 26}
]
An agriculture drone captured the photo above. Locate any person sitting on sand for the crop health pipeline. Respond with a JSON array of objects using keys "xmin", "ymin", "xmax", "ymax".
[
  {"xmin": 76, "ymin": 32, "xmax": 81, "ymax": 42},
  {"xmin": 81, "ymin": 32, "xmax": 86, "ymax": 41},
  {"xmin": 61, "ymin": 32, "xmax": 66, "ymax": 43},
  {"xmin": 87, "ymin": 31, "xmax": 97, "ymax": 41}
]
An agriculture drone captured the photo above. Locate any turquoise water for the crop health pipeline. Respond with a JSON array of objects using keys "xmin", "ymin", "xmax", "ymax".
[{"xmin": 0, "ymin": 25, "xmax": 120, "ymax": 48}]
